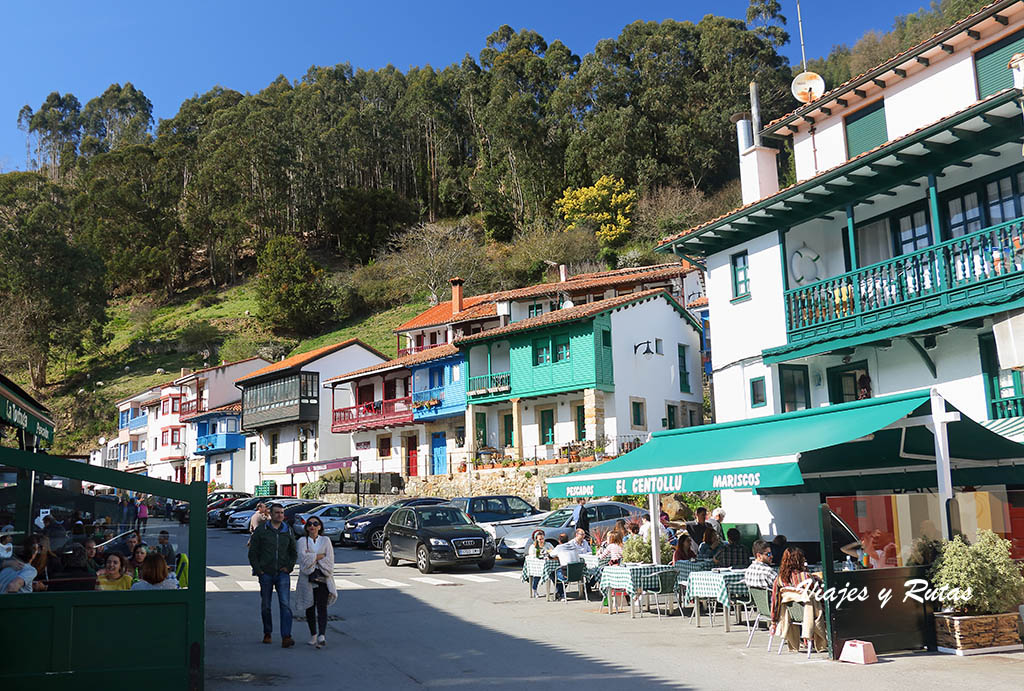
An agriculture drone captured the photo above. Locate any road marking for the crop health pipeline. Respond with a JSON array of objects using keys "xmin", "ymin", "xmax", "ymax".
[
  {"xmin": 367, "ymin": 578, "xmax": 408, "ymax": 587},
  {"xmin": 333, "ymin": 578, "xmax": 365, "ymax": 590},
  {"xmin": 447, "ymin": 574, "xmax": 496, "ymax": 583},
  {"xmin": 492, "ymin": 572, "xmax": 523, "ymax": 579},
  {"xmin": 206, "ymin": 581, "xmax": 220, "ymax": 591},
  {"xmin": 410, "ymin": 577, "xmax": 454, "ymax": 585},
  {"xmin": 238, "ymin": 581, "xmax": 260, "ymax": 591}
]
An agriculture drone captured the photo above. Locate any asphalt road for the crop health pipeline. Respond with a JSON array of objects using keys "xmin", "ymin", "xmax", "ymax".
[{"xmin": 203, "ymin": 525, "xmax": 1024, "ymax": 690}]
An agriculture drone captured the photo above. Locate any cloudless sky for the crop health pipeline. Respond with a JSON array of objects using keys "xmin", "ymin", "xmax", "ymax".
[{"xmin": 1, "ymin": 1, "xmax": 938, "ymax": 170}]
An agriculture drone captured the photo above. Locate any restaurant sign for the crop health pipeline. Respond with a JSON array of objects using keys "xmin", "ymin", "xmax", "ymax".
[
  {"xmin": 548, "ymin": 461, "xmax": 803, "ymax": 498},
  {"xmin": 1, "ymin": 394, "xmax": 54, "ymax": 443}
]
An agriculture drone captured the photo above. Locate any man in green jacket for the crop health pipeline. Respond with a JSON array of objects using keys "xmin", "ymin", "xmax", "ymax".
[{"xmin": 248, "ymin": 503, "xmax": 298, "ymax": 647}]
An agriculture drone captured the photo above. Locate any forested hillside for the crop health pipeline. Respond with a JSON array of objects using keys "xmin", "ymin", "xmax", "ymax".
[{"xmin": 0, "ymin": 0, "xmax": 992, "ymax": 452}]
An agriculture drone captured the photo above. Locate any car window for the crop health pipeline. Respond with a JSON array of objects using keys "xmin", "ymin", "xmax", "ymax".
[
  {"xmin": 584, "ymin": 507, "xmax": 597, "ymax": 521},
  {"xmin": 418, "ymin": 507, "xmax": 471, "ymax": 527},
  {"xmin": 540, "ymin": 508, "xmax": 572, "ymax": 527},
  {"xmin": 597, "ymin": 505, "xmax": 624, "ymax": 522},
  {"xmin": 470, "ymin": 498, "xmax": 487, "ymax": 514},
  {"xmin": 404, "ymin": 511, "xmax": 418, "ymax": 529},
  {"xmin": 507, "ymin": 497, "xmax": 532, "ymax": 514}
]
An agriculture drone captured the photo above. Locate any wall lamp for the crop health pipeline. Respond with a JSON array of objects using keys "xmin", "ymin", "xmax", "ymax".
[{"xmin": 634, "ymin": 341, "xmax": 654, "ymax": 360}]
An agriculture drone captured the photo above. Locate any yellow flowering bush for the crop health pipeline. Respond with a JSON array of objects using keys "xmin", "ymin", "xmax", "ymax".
[{"xmin": 556, "ymin": 175, "xmax": 637, "ymax": 248}]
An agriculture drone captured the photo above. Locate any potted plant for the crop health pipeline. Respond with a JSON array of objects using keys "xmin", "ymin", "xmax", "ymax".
[
  {"xmin": 930, "ymin": 530, "xmax": 1024, "ymax": 655},
  {"xmin": 621, "ymin": 534, "xmax": 674, "ymax": 564},
  {"xmin": 457, "ymin": 461, "xmax": 467, "ymax": 473}
]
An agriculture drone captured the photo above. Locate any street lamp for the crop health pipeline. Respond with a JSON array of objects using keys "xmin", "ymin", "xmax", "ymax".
[{"xmin": 633, "ymin": 341, "xmax": 654, "ymax": 361}]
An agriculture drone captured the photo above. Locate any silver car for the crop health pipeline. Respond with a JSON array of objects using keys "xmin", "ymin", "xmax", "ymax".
[
  {"xmin": 292, "ymin": 503, "xmax": 361, "ymax": 542},
  {"xmin": 228, "ymin": 499, "xmax": 304, "ymax": 531},
  {"xmin": 497, "ymin": 501, "xmax": 644, "ymax": 561}
]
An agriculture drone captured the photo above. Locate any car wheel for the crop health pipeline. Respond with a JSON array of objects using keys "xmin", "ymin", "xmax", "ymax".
[
  {"xmin": 417, "ymin": 545, "xmax": 433, "ymax": 574},
  {"xmin": 369, "ymin": 529, "xmax": 385, "ymax": 550},
  {"xmin": 478, "ymin": 558, "xmax": 495, "ymax": 571},
  {"xmin": 383, "ymin": 540, "xmax": 397, "ymax": 567}
]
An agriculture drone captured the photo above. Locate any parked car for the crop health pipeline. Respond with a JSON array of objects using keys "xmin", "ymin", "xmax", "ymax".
[
  {"xmin": 207, "ymin": 490, "xmax": 250, "ymax": 506},
  {"xmin": 383, "ymin": 504, "xmax": 496, "ymax": 573},
  {"xmin": 335, "ymin": 507, "xmax": 372, "ymax": 546},
  {"xmin": 281, "ymin": 501, "xmax": 325, "ymax": 528},
  {"xmin": 447, "ymin": 495, "xmax": 541, "ymax": 524},
  {"xmin": 211, "ymin": 495, "xmax": 288, "ymax": 528},
  {"xmin": 293, "ymin": 503, "xmax": 362, "ymax": 542},
  {"xmin": 496, "ymin": 501, "xmax": 644, "ymax": 562},
  {"xmin": 227, "ymin": 498, "xmax": 305, "ymax": 532},
  {"xmin": 342, "ymin": 497, "xmax": 447, "ymax": 550}
]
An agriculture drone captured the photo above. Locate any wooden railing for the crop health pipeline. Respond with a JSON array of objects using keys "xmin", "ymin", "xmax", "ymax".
[
  {"xmin": 991, "ymin": 394, "xmax": 1024, "ymax": 419},
  {"xmin": 785, "ymin": 218, "xmax": 1024, "ymax": 339},
  {"xmin": 467, "ymin": 372, "xmax": 511, "ymax": 395},
  {"xmin": 398, "ymin": 343, "xmax": 444, "ymax": 358},
  {"xmin": 412, "ymin": 387, "xmax": 445, "ymax": 408},
  {"xmin": 331, "ymin": 396, "xmax": 414, "ymax": 432},
  {"xmin": 179, "ymin": 399, "xmax": 206, "ymax": 417}
]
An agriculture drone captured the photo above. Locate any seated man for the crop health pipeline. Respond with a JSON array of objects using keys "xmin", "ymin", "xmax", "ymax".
[
  {"xmin": 153, "ymin": 530, "xmax": 177, "ymax": 568},
  {"xmin": 744, "ymin": 539, "xmax": 778, "ymax": 590},
  {"xmin": 546, "ymin": 532, "xmax": 581, "ymax": 601},
  {"xmin": 570, "ymin": 528, "xmax": 591, "ymax": 555},
  {"xmin": 718, "ymin": 528, "xmax": 749, "ymax": 568}
]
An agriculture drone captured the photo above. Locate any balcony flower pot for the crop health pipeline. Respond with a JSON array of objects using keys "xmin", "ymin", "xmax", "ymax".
[
  {"xmin": 457, "ymin": 462, "xmax": 467, "ymax": 473},
  {"xmin": 581, "ymin": 455, "xmax": 595, "ymax": 463},
  {"xmin": 538, "ymin": 458, "xmax": 558, "ymax": 466},
  {"xmin": 930, "ymin": 531, "xmax": 1024, "ymax": 655}
]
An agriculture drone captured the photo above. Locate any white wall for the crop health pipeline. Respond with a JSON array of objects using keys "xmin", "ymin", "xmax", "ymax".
[
  {"xmin": 793, "ymin": 115, "xmax": 848, "ymax": 182},
  {"xmin": 721, "ymin": 489, "xmax": 822, "ymax": 541},
  {"xmin": 311, "ymin": 344, "xmax": 388, "ymax": 463},
  {"xmin": 707, "ymin": 233, "xmax": 788, "ymax": 369}
]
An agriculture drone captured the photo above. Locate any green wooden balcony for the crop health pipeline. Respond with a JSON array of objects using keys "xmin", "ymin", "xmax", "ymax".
[
  {"xmin": 991, "ymin": 394, "xmax": 1024, "ymax": 420},
  {"xmin": 467, "ymin": 372, "xmax": 511, "ymax": 397},
  {"xmin": 785, "ymin": 217, "xmax": 1024, "ymax": 343}
]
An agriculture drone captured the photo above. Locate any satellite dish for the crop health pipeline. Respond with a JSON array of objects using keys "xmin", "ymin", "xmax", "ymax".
[
  {"xmin": 98, "ymin": 436, "xmax": 107, "ymax": 446},
  {"xmin": 791, "ymin": 71, "xmax": 826, "ymax": 104}
]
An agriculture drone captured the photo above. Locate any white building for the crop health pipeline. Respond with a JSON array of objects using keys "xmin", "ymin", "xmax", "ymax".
[
  {"xmin": 235, "ymin": 340, "xmax": 387, "ymax": 496},
  {"xmin": 657, "ymin": 1, "xmax": 1024, "ymax": 542}
]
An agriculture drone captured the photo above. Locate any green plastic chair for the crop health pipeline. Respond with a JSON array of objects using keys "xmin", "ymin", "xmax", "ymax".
[
  {"xmin": 559, "ymin": 562, "xmax": 588, "ymax": 602},
  {"xmin": 644, "ymin": 570, "xmax": 679, "ymax": 619},
  {"xmin": 746, "ymin": 587, "xmax": 774, "ymax": 651}
]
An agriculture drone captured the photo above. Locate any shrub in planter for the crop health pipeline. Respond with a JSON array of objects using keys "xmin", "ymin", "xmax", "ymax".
[
  {"xmin": 930, "ymin": 530, "xmax": 1024, "ymax": 654},
  {"xmin": 621, "ymin": 534, "xmax": 674, "ymax": 564}
]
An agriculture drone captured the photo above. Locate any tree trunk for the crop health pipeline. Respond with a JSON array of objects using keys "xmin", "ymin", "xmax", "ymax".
[{"xmin": 29, "ymin": 352, "xmax": 47, "ymax": 390}]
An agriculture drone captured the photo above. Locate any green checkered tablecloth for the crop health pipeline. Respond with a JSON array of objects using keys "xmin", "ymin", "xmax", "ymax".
[
  {"xmin": 599, "ymin": 564, "xmax": 678, "ymax": 599},
  {"xmin": 581, "ymin": 553, "xmax": 607, "ymax": 581},
  {"xmin": 521, "ymin": 556, "xmax": 559, "ymax": 583},
  {"xmin": 684, "ymin": 570, "xmax": 749, "ymax": 607},
  {"xmin": 672, "ymin": 559, "xmax": 714, "ymax": 587}
]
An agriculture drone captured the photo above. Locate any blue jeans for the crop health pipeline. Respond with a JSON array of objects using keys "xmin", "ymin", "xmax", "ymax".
[{"xmin": 259, "ymin": 571, "xmax": 292, "ymax": 638}]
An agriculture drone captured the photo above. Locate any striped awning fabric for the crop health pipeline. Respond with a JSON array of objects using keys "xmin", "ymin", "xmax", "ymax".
[{"xmin": 978, "ymin": 417, "xmax": 1024, "ymax": 442}]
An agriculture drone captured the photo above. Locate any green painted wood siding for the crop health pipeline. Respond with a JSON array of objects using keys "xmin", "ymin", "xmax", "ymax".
[
  {"xmin": 592, "ymin": 313, "xmax": 614, "ymax": 388},
  {"xmin": 845, "ymin": 100, "xmax": 888, "ymax": 159},
  {"xmin": 464, "ymin": 319, "xmax": 608, "ymax": 403},
  {"xmin": 976, "ymin": 28, "xmax": 1024, "ymax": 98}
]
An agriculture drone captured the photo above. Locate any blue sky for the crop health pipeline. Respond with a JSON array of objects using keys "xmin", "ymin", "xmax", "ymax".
[{"xmin": 1, "ymin": 1, "xmax": 936, "ymax": 170}]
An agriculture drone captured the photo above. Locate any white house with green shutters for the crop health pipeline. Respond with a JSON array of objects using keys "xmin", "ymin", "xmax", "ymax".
[{"xmin": 657, "ymin": 0, "xmax": 1024, "ymax": 541}]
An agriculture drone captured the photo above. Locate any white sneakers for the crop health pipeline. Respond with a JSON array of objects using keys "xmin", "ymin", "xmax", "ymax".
[
  {"xmin": 308, "ymin": 635, "xmax": 318, "ymax": 647},
  {"xmin": 317, "ymin": 635, "xmax": 326, "ymax": 649}
]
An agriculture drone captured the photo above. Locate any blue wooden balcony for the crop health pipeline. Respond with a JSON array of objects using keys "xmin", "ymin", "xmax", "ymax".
[
  {"xmin": 785, "ymin": 217, "xmax": 1024, "ymax": 344},
  {"xmin": 127, "ymin": 449, "xmax": 147, "ymax": 464},
  {"xmin": 128, "ymin": 413, "xmax": 148, "ymax": 431},
  {"xmin": 195, "ymin": 433, "xmax": 246, "ymax": 455}
]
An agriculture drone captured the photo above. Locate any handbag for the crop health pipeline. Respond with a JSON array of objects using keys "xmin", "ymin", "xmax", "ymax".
[{"xmin": 306, "ymin": 537, "xmax": 328, "ymax": 584}]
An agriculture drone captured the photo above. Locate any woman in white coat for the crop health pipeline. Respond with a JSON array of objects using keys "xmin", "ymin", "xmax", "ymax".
[{"xmin": 293, "ymin": 517, "xmax": 337, "ymax": 648}]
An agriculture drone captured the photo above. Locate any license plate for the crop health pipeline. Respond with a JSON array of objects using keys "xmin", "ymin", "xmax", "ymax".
[
  {"xmin": 343, "ymin": 532, "xmax": 351, "ymax": 538},
  {"xmin": 458, "ymin": 548, "xmax": 481, "ymax": 556}
]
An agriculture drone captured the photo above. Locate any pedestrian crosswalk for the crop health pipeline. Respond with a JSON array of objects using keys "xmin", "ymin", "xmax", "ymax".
[{"xmin": 203, "ymin": 568, "xmax": 526, "ymax": 594}]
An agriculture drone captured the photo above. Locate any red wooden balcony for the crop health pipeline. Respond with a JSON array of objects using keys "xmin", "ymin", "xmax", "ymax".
[
  {"xmin": 332, "ymin": 396, "xmax": 414, "ymax": 433},
  {"xmin": 397, "ymin": 343, "xmax": 444, "ymax": 358},
  {"xmin": 179, "ymin": 399, "xmax": 207, "ymax": 418}
]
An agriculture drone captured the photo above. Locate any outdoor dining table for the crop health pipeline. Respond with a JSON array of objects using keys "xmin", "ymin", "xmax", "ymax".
[
  {"xmin": 521, "ymin": 555, "xmax": 560, "ymax": 600},
  {"xmin": 683, "ymin": 569, "xmax": 750, "ymax": 632},
  {"xmin": 580, "ymin": 553, "xmax": 605, "ymax": 581},
  {"xmin": 599, "ymin": 563, "xmax": 679, "ymax": 618}
]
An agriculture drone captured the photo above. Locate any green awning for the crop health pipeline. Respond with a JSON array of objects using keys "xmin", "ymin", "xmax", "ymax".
[
  {"xmin": 547, "ymin": 390, "xmax": 937, "ymax": 498},
  {"xmin": 0, "ymin": 373, "xmax": 54, "ymax": 443}
]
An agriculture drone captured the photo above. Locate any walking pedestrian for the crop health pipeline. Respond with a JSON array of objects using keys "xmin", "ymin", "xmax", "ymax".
[
  {"xmin": 294, "ymin": 516, "xmax": 336, "ymax": 648},
  {"xmin": 248, "ymin": 503, "xmax": 297, "ymax": 648},
  {"xmin": 126, "ymin": 498, "xmax": 138, "ymax": 533},
  {"xmin": 137, "ymin": 501, "xmax": 149, "ymax": 535}
]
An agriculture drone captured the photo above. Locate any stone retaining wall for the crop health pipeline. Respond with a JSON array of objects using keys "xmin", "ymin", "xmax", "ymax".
[{"xmin": 322, "ymin": 461, "xmax": 603, "ymax": 509}]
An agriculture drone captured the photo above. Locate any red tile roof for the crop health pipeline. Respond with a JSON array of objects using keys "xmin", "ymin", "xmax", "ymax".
[
  {"xmin": 393, "ymin": 263, "xmax": 691, "ymax": 333},
  {"xmin": 687, "ymin": 296, "xmax": 708, "ymax": 309},
  {"xmin": 454, "ymin": 289, "xmax": 673, "ymax": 344},
  {"xmin": 765, "ymin": 0, "xmax": 1017, "ymax": 135},
  {"xmin": 179, "ymin": 401, "xmax": 243, "ymax": 422},
  {"xmin": 235, "ymin": 339, "xmax": 388, "ymax": 385},
  {"xmin": 657, "ymin": 89, "xmax": 1019, "ymax": 249},
  {"xmin": 324, "ymin": 344, "xmax": 459, "ymax": 384}
]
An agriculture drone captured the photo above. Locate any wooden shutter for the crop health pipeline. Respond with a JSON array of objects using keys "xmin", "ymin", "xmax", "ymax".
[
  {"xmin": 976, "ymin": 28, "xmax": 1024, "ymax": 99},
  {"xmin": 845, "ymin": 100, "xmax": 888, "ymax": 158}
]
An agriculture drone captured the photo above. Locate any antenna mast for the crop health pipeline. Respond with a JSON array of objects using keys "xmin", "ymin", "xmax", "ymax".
[{"xmin": 796, "ymin": 0, "xmax": 808, "ymax": 72}]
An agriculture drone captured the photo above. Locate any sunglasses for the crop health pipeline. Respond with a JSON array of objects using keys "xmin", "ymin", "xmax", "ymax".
[{"xmin": 308, "ymin": 522, "xmax": 322, "ymax": 527}]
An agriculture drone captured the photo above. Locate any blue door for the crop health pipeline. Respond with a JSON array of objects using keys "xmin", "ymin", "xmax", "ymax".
[{"xmin": 431, "ymin": 432, "xmax": 447, "ymax": 474}]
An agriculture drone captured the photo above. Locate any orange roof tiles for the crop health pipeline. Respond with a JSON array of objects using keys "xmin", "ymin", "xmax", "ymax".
[
  {"xmin": 180, "ymin": 401, "xmax": 243, "ymax": 422},
  {"xmin": 765, "ymin": 1, "xmax": 1015, "ymax": 135},
  {"xmin": 394, "ymin": 295, "xmax": 493, "ymax": 332},
  {"xmin": 235, "ymin": 339, "xmax": 388, "ymax": 385},
  {"xmin": 324, "ymin": 344, "xmax": 459, "ymax": 384},
  {"xmin": 454, "ymin": 289, "xmax": 671, "ymax": 344},
  {"xmin": 687, "ymin": 296, "xmax": 709, "ymax": 309}
]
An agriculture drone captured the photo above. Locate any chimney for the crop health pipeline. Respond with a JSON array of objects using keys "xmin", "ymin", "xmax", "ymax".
[
  {"xmin": 180, "ymin": 368, "xmax": 192, "ymax": 377},
  {"xmin": 558, "ymin": 264, "xmax": 568, "ymax": 282},
  {"xmin": 450, "ymin": 277, "xmax": 465, "ymax": 316},
  {"xmin": 731, "ymin": 81, "xmax": 779, "ymax": 206}
]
